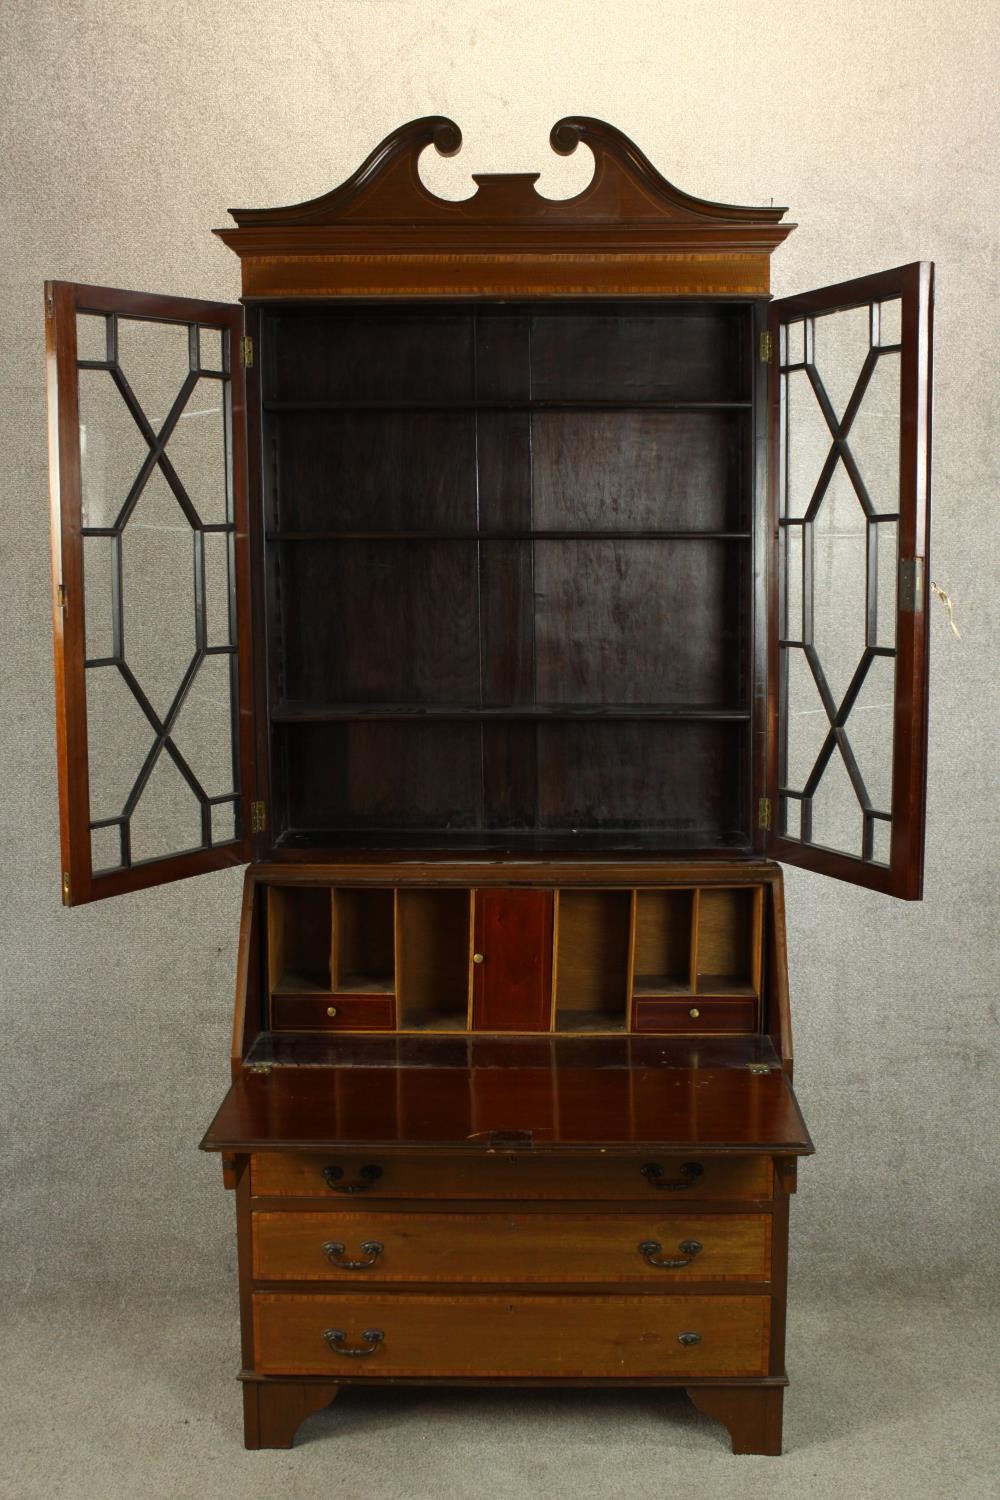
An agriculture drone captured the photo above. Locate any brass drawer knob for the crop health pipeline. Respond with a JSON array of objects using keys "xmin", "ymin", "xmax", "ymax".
[
  {"xmin": 323, "ymin": 1328, "xmax": 384, "ymax": 1358},
  {"xmin": 326, "ymin": 1006, "xmax": 338, "ymax": 1018},
  {"xmin": 639, "ymin": 1237, "xmax": 703, "ymax": 1269},
  {"xmin": 677, "ymin": 1331, "xmax": 701, "ymax": 1347},
  {"xmin": 688, "ymin": 1007, "xmax": 700, "ymax": 1019},
  {"xmin": 473, "ymin": 952, "xmax": 485, "ymax": 965},
  {"xmin": 322, "ymin": 1239, "xmax": 383, "ymax": 1270}
]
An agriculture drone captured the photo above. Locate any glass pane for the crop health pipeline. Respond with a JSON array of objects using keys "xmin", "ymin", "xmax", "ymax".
[
  {"xmin": 782, "ymin": 525, "xmax": 803, "ymax": 641},
  {"xmin": 871, "ymin": 818, "xmax": 891, "ymax": 865},
  {"xmin": 874, "ymin": 520, "xmax": 898, "ymax": 649},
  {"xmin": 86, "ymin": 665, "xmax": 155, "ymax": 823},
  {"xmin": 197, "ymin": 326, "xmax": 225, "ymax": 373},
  {"xmin": 848, "ymin": 351, "xmax": 900, "ymax": 517},
  {"xmin": 211, "ymin": 800, "xmax": 237, "ymax": 845},
  {"xmin": 782, "ymin": 367, "xmax": 831, "ymax": 520},
  {"xmin": 203, "ymin": 532, "xmax": 232, "ymax": 647},
  {"xmin": 129, "ymin": 750, "xmax": 202, "ymax": 864},
  {"xmin": 83, "ymin": 536, "xmax": 116, "ymax": 661},
  {"xmin": 781, "ymin": 319, "xmax": 805, "ymax": 366},
  {"xmin": 809, "ymin": 746, "xmax": 862, "ymax": 856},
  {"xmin": 170, "ymin": 653, "xmax": 237, "ymax": 799},
  {"xmin": 115, "ymin": 317, "xmax": 192, "ymax": 433},
  {"xmin": 78, "ymin": 369, "xmax": 149, "ymax": 530},
  {"xmin": 851, "ymin": 654, "xmax": 895, "ymax": 813},
  {"xmin": 811, "ymin": 303, "xmax": 871, "ymax": 419},
  {"xmin": 782, "ymin": 647, "xmax": 830, "ymax": 795},
  {"xmin": 811, "ymin": 475, "xmax": 868, "ymax": 705},
  {"xmin": 77, "ymin": 313, "xmax": 110, "ymax": 363},
  {"xmin": 779, "ymin": 793, "xmax": 799, "ymax": 839},
  {"xmin": 165, "ymin": 377, "xmax": 229, "ymax": 527},
  {"xmin": 91, "ymin": 824, "xmax": 123, "ymax": 874},
  {"xmin": 120, "ymin": 468, "xmax": 197, "ymax": 719},
  {"xmin": 874, "ymin": 299, "xmax": 901, "ymax": 347}
]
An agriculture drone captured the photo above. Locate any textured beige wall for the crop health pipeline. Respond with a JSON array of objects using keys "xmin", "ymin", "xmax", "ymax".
[{"xmin": 1, "ymin": 0, "xmax": 997, "ymax": 1311}]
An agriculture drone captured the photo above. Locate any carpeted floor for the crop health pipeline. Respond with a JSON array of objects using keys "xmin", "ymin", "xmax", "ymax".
[{"xmin": 3, "ymin": 1288, "xmax": 995, "ymax": 1500}]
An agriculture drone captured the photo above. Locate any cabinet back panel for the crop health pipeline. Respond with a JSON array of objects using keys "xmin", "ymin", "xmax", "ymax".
[
  {"xmin": 271, "ymin": 411, "xmax": 477, "ymax": 532},
  {"xmin": 532, "ymin": 540, "xmax": 742, "ymax": 705},
  {"xmin": 280, "ymin": 722, "xmax": 483, "ymax": 832},
  {"xmin": 276, "ymin": 541, "xmax": 481, "ymax": 704},
  {"xmin": 267, "ymin": 310, "xmax": 475, "ymax": 404},
  {"xmin": 534, "ymin": 721, "xmax": 744, "ymax": 834},
  {"xmin": 530, "ymin": 307, "xmax": 748, "ymax": 403},
  {"xmin": 276, "ymin": 720, "xmax": 746, "ymax": 845},
  {"xmin": 531, "ymin": 410, "xmax": 746, "ymax": 532}
]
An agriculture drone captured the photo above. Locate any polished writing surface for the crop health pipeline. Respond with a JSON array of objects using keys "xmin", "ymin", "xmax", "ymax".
[{"xmin": 201, "ymin": 1040, "xmax": 812, "ymax": 1154}]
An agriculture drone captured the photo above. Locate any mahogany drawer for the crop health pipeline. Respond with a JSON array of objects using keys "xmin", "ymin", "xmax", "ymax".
[
  {"xmin": 271, "ymin": 995, "xmax": 395, "ymax": 1031},
  {"xmin": 250, "ymin": 1152, "xmax": 773, "ymax": 1202},
  {"xmin": 252, "ymin": 1291, "xmax": 771, "ymax": 1377},
  {"xmin": 633, "ymin": 997, "xmax": 757, "ymax": 1033},
  {"xmin": 252, "ymin": 1210, "xmax": 771, "ymax": 1283}
]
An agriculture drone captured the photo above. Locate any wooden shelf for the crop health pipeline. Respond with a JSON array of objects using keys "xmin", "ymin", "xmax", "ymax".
[
  {"xmin": 329, "ymin": 974, "xmax": 394, "ymax": 995},
  {"xmin": 274, "ymin": 828, "xmax": 754, "ymax": 853},
  {"xmin": 400, "ymin": 1009, "xmax": 469, "ymax": 1034},
  {"xmin": 271, "ymin": 703, "xmax": 751, "ymax": 723},
  {"xmin": 695, "ymin": 976, "xmax": 758, "ymax": 997},
  {"xmin": 267, "ymin": 530, "xmax": 753, "ymax": 543},
  {"xmin": 271, "ymin": 971, "xmax": 332, "ymax": 997},
  {"xmin": 555, "ymin": 1010, "xmax": 627, "ymax": 1034},
  {"xmin": 263, "ymin": 399, "xmax": 753, "ymax": 413},
  {"xmin": 632, "ymin": 976, "xmax": 691, "ymax": 997}
]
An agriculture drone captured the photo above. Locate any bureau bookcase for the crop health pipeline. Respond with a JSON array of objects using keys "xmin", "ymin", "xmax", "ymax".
[{"xmin": 45, "ymin": 118, "xmax": 932, "ymax": 1455}]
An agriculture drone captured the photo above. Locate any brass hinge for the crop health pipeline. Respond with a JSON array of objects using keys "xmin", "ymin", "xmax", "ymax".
[
  {"xmin": 759, "ymin": 330, "xmax": 774, "ymax": 363},
  {"xmin": 56, "ymin": 583, "xmax": 67, "ymax": 612},
  {"xmin": 758, "ymin": 796, "xmax": 772, "ymax": 831},
  {"xmin": 239, "ymin": 335, "xmax": 254, "ymax": 368},
  {"xmin": 899, "ymin": 557, "xmax": 924, "ymax": 613},
  {"xmin": 62, "ymin": 871, "xmax": 71, "ymax": 905},
  {"xmin": 46, "ymin": 290, "xmax": 54, "ymax": 319},
  {"xmin": 250, "ymin": 799, "xmax": 266, "ymax": 834}
]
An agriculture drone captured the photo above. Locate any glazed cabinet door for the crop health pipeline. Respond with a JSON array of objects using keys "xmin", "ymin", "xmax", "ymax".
[
  {"xmin": 46, "ymin": 282, "xmax": 256, "ymax": 904},
  {"xmin": 767, "ymin": 262, "xmax": 932, "ymax": 898}
]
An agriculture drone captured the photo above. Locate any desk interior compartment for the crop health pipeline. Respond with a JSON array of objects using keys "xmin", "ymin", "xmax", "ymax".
[
  {"xmin": 267, "ymin": 885, "xmax": 333, "ymax": 996},
  {"xmin": 396, "ymin": 889, "xmax": 471, "ymax": 1031},
  {"xmin": 553, "ymin": 890, "xmax": 632, "ymax": 1032},
  {"xmin": 695, "ymin": 886, "xmax": 762, "ymax": 996},
  {"xmin": 632, "ymin": 889, "xmax": 694, "ymax": 996}
]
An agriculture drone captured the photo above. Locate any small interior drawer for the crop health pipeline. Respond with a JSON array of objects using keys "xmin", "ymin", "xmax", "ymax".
[
  {"xmin": 271, "ymin": 995, "xmax": 395, "ymax": 1031},
  {"xmin": 633, "ymin": 997, "xmax": 757, "ymax": 1033}
]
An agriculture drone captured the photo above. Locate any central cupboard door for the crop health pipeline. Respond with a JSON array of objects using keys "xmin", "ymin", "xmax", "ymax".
[{"xmin": 472, "ymin": 890, "xmax": 554, "ymax": 1031}]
